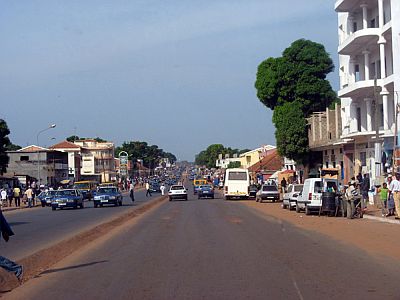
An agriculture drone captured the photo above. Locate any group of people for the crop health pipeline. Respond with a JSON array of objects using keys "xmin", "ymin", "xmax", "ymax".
[
  {"xmin": 343, "ymin": 173, "xmax": 400, "ymax": 219},
  {"xmin": 0, "ymin": 186, "xmax": 39, "ymax": 209}
]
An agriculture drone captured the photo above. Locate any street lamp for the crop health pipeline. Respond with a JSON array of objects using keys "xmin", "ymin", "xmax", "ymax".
[{"xmin": 37, "ymin": 124, "xmax": 56, "ymax": 186}]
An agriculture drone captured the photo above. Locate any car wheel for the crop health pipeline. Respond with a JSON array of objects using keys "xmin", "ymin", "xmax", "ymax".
[
  {"xmin": 52, "ymin": 206, "xmax": 56, "ymax": 211},
  {"xmin": 282, "ymin": 202, "xmax": 287, "ymax": 209},
  {"xmin": 296, "ymin": 204, "xmax": 300, "ymax": 213},
  {"xmin": 169, "ymin": 197, "xmax": 172, "ymax": 201},
  {"xmin": 288, "ymin": 203, "xmax": 293, "ymax": 211},
  {"xmin": 305, "ymin": 205, "xmax": 311, "ymax": 215},
  {"xmin": 119, "ymin": 201, "xmax": 122, "ymax": 206},
  {"xmin": 94, "ymin": 204, "xmax": 98, "ymax": 208}
]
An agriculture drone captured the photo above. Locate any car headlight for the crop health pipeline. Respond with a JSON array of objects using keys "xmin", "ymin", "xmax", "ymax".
[
  {"xmin": 94, "ymin": 196, "xmax": 101, "ymax": 200},
  {"xmin": 109, "ymin": 196, "xmax": 116, "ymax": 200},
  {"xmin": 67, "ymin": 199, "xmax": 75, "ymax": 202}
]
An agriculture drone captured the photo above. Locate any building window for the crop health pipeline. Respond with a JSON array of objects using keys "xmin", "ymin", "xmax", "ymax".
[
  {"xmin": 331, "ymin": 150, "xmax": 334, "ymax": 155},
  {"xmin": 360, "ymin": 152, "xmax": 367, "ymax": 167},
  {"xmin": 353, "ymin": 22, "xmax": 358, "ymax": 32},
  {"xmin": 325, "ymin": 162, "xmax": 329, "ymax": 168},
  {"xmin": 370, "ymin": 18, "xmax": 376, "ymax": 28},
  {"xmin": 357, "ymin": 107, "xmax": 362, "ymax": 132},
  {"xmin": 340, "ymin": 148, "xmax": 343, "ymax": 154},
  {"xmin": 20, "ymin": 156, "xmax": 29, "ymax": 161},
  {"xmin": 333, "ymin": 161, "xmax": 336, "ymax": 168},
  {"xmin": 355, "ymin": 64, "xmax": 360, "ymax": 82}
]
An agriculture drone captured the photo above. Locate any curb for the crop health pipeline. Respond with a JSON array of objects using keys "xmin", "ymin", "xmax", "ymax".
[
  {"xmin": 2, "ymin": 195, "xmax": 168, "ymax": 292},
  {"xmin": 363, "ymin": 214, "xmax": 400, "ymax": 225}
]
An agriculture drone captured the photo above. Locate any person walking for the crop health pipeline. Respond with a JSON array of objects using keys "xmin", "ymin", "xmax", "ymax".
[
  {"xmin": 281, "ymin": 177, "xmax": 287, "ymax": 194},
  {"xmin": 13, "ymin": 186, "xmax": 21, "ymax": 207},
  {"xmin": 145, "ymin": 182, "xmax": 152, "ymax": 197},
  {"xmin": 24, "ymin": 187, "xmax": 33, "ymax": 208},
  {"xmin": 345, "ymin": 181, "xmax": 356, "ymax": 219},
  {"xmin": 378, "ymin": 182, "xmax": 389, "ymax": 217},
  {"xmin": 160, "ymin": 183, "xmax": 166, "ymax": 196},
  {"xmin": 361, "ymin": 173, "xmax": 370, "ymax": 210},
  {"xmin": 0, "ymin": 189, "xmax": 7, "ymax": 208},
  {"xmin": 389, "ymin": 173, "xmax": 400, "ymax": 219},
  {"xmin": 7, "ymin": 188, "xmax": 13, "ymax": 207},
  {"xmin": 129, "ymin": 184, "xmax": 135, "ymax": 202}
]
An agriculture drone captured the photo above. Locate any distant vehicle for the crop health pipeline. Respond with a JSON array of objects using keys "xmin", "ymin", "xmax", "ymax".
[
  {"xmin": 93, "ymin": 187, "xmax": 123, "ymax": 208},
  {"xmin": 168, "ymin": 185, "xmax": 188, "ymax": 201},
  {"xmin": 256, "ymin": 184, "xmax": 280, "ymax": 203},
  {"xmin": 224, "ymin": 168, "xmax": 250, "ymax": 200},
  {"xmin": 98, "ymin": 182, "xmax": 118, "ymax": 188},
  {"xmin": 249, "ymin": 185, "xmax": 259, "ymax": 198},
  {"xmin": 198, "ymin": 185, "xmax": 214, "ymax": 199},
  {"xmin": 51, "ymin": 189, "xmax": 84, "ymax": 211},
  {"xmin": 212, "ymin": 177, "xmax": 220, "ymax": 188},
  {"xmin": 38, "ymin": 190, "xmax": 57, "ymax": 207},
  {"xmin": 193, "ymin": 179, "xmax": 207, "ymax": 194},
  {"xmin": 149, "ymin": 182, "xmax": 161, "ymax": 193},
  {"xmin": 73, "ymin": 180, "xmax": 98, "ymax": 200},
  {"xmin": 282, "ymin": 184, "xmax": 303, "ymax": 210}
]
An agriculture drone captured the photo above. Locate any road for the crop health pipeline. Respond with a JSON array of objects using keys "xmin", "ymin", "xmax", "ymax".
[
  {"xmin": 1, "ymin": 188, "xmax": 158, "ymax": 261},
  {"xmin": 5, "ymin": 187, "xmax": 400, "ymax": 300}
]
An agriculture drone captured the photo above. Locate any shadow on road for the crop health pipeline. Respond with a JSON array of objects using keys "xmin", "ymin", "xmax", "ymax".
[
  {"xmin": 36, "ymin": 260, "xmax": 108, "ymax": 277},
  {"xmin": 8, "ymin": 222, "xmax": 30, "ymax": 226}
]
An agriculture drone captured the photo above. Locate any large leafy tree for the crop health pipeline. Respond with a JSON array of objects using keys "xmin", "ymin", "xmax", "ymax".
[
  {"xmin": 195, "ymin": 144, "xmax": 248, "ymax": 168},
  {"xmin": 0, "ymin": 119, "xmax": 12, "ymax": 175},
  {"xmin": 255, "ymin": 39, "xmax": 337, "ymax": 163}
]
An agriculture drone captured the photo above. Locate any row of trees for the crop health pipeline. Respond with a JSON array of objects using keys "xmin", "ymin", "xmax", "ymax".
[
  {"xmin": 255, "ymin": 39, "xmax": 338, "ymax": 165},
  {"xmin": 195, "ymin": 144, "xmax": 250, "ymax": 169}
]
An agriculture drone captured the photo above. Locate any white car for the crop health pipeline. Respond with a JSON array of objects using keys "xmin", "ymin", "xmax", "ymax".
[
  {"xmin": 282, "ymin": 184, "xmax": 303, "ymax": 210},
  {"xmin": 168, "ymin": 185, "xmax": 188, "ymax": 201}
]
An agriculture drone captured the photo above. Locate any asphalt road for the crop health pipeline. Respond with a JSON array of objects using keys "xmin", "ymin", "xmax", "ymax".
[
  {"xmin": 4, "ymin": 187, "xmax": 400, "ymax": 300},
  {"xmin": 1, "ymin": 188, "xmax": 160, "ymax": 261}
]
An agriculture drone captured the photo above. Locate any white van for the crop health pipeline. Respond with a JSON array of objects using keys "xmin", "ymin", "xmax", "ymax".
[
  {"xmin": 296, "ymin": 178, "xmax": 337, "ymax": 215},
  {"xmin": 224, "ymin": 168, "xmax": 250, "ymax": 200}
]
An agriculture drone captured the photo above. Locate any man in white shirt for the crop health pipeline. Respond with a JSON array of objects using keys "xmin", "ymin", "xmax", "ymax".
[
  {"xmin": 0, "ymin": 189, "xmax": 7, "ymax": 207},
  {"xmin": 388, "ymin": 174, "xmax": 400, "ymax": 219}
]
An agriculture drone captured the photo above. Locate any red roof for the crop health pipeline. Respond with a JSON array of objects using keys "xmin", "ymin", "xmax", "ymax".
[
  {"xmin": 248, "ymin": 149, "xmax": 283, "ymax": 173},
  {"xmin": 50, "ymin": 141, "xmax": 81, "ymax": 149},
  {"xmin": 280, "ymin": 169, "xmax": 295, "ymax": 174}
]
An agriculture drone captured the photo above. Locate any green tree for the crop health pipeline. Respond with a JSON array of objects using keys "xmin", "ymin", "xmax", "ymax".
[
  {"xmin": 66, "ymin": 135, "xmax": 80, "ymax": 142},
  {"xmin": 255, "ymin": 39, "xmax": 337, "ymax": 163},
  {"xmin": 5, "ymin": 143, "xmax": 21, "ymax": 151},
  {"xmin": 227, "ymin": 161, "xmax": 241, "ymax": 169},
  {"xmin": 0, "ymin": 119, "xmax": 12, "ymax": 175},
  {"xmin": 195, "ymin": 144, "xmax": 247, "ymax": 168}
]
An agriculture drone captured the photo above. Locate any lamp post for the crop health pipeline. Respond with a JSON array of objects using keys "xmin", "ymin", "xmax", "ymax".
[{"xmin": 37, "ymin": 124, "xmax": 56, "ymax": 186}]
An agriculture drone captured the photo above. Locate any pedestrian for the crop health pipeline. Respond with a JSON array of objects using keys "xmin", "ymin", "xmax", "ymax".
[
  {"xmin": 378, "ymin": 182, "xmax": 389, "ymax": 217},
  {"xmin": 129, "ymin": 184, "xmax": 135, "ymax": 202},
  {"xmin": 7, "ymin": 188, "xmax": 13, "ymax": 207},
  {"xmin": 361, "ymin": 173, "xmax": 370, "ymax": 210},
  {"xmin": 0, "ymin": 210, "xmax": 23, "ymax": 282},
  {"xmin": 389, "ymin": 173, "xmax": 400, "ymax": 219},
  {"xmin": 0, "ymin": 189, "xmax": 7, "ymax": 208},
  {"xmin": 160, "ymin": 183, "xmax": 166, "ymax": 196},
  {"xmin": 281, "ymin": 177, "xmax": 287, "ymax": 193},
  {"xmin": 145, "ymin": 182, "xmax": 152, "ymax": 197},
  {"xmin": 24, "ymin": 187, "xmax": 33, "ymax": 208},
  {"xmin": 345, "ymin": 181, "xmax": 356, "ymax": 219},
  {"xmin": 13, "ymin": 186, "xmax": 21, "ymax": 207}
]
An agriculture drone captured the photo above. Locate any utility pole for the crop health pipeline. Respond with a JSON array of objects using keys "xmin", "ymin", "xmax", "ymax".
[{"xmin": 373, "ymin": 78, "xmax": 382, "ymax": 185}]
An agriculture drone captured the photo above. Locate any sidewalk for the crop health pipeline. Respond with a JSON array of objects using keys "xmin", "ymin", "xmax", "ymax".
[
  {"xmin": 1, "ymin": 202, "xmax": 42, "ymax": 212},
  {"xmin": 363, "ymin": 203, "xmax": 400, "ymax": 224}
]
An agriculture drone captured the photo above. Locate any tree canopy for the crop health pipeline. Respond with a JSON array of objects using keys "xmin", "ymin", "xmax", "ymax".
[
  {"xmin": 0, "ymin": 119, "xmax": 12, "ymax": 175},
  {"xmin": 195, "ymin": 144, "xmax": 248, "ymax": 169},
  {"xmin": 255, "ymin": 39, "xmax": 337, "ymax": 163},
  {"xmin": 115, "ymin": 141, "xmax": 176, "ymax": 171},
  {"xmin": 66, "ymin": 136, "xmax": 106, "ymax": 143}
]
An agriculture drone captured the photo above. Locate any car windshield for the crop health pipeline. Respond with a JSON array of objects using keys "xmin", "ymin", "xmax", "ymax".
[
  {"xmin": 98, "ymin": 188, "xmax": 117, "ymax": 193},
  {"xmin": 171, "ymin": 186, "xmax": 184, "ymax": 190},
  {"xmin": 73, "ymin": 183, "xmax": 90, "ymax": 189},
  {"xmin": 263, "ymin": 185, "xmax": 278, "ymax": 191},
  {"xmin": 46, "ymin": 191, "xmax": 57, "ymax": 196},
  {"xmin": 200, "ymin": 185, "xmax": 212, "ymax": 189},
  {"xmin": 56, "ymin": 190, "xmax": 76, "ymax": 196}
]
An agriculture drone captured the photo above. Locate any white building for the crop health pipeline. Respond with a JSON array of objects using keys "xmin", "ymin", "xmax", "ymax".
[{"xmin": 335, "ymin": 0, "xmax": 399, "ymax": 182}]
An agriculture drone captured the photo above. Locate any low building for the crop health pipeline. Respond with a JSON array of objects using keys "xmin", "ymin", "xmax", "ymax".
[
  {"xmin": 49, "ymin": 141, "xmax": 82, "ymax": 181},
  {"xmin": 248, "ymin": 149, "xmax": 283, "ymax": 183},
  {"xmin": 238, "ymin": 145, "xmax": 276, "ymax": 169},
  {"xmin": 4, "ymin": 145, "xmax": 69, "ymax": 187}
]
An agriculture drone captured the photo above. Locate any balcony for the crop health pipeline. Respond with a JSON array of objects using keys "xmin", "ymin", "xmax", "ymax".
[
  {"xmin": 338, "ymin": 79, "xmax": 376, "ymax": 98},
  {"xmin": 338, "ymin": 28, "xmax": 380, "ymax": 55},
  {"xmin": 335, "ymin": 0, "xmax": 376, "ymax": 13}
]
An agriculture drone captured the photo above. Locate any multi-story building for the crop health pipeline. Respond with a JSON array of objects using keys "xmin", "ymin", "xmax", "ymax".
[
  {"xmin": 5, "ymin": 145, "xmax": 69, "ymax": 187},
  {"xmin": 238, "ymin": 145, "xmax": 276, "ymax": 169},
  {"xmin": 335, "ymin": 0, "xmax": 399, "ymax": 182},
  {"xmin": 49, "ymin": 141, "xmax": 82, "ymax": 181},
  {"xmin": 73, "ymin": 139, "xmax": 115, "ymax": 183}
]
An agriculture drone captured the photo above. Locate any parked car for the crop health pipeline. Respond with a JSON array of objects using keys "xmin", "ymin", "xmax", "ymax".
[
  {"xmin": 93, "ymin": 187, "xmax": 123, "ymax": 208},
  {"xmin": 51, "ymin": 189, "xmax": 84, "ymax": 211},
  {"xmin": 198, "ymin": 185, "xmax": 214, "ymax": 199},
  {"xmin": 256, "ymin": 184, "xmax": 280, "ymax": 203},
  {"xmin": 38, "ymin": 190, "xmax": 57, "ymax": 207},
  {"xmin": 282, "ymin": 184, "xmax": 303, "ymax": 210},
  {"xmin": 296, "ymin": 178, "xmax": 337, "ymax": 215},
  {"xmin": 249, "ymin": 184, "xmax": 259, "ymax": 199},
  {"xmin": 168, "ymin": 185, "xmax": 188, "ymax": 201}
]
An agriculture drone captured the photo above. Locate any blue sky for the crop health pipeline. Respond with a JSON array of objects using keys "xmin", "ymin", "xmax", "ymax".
[{"xmin": 0, "ymin": 0, "xmax": 339, "ymax": 161}]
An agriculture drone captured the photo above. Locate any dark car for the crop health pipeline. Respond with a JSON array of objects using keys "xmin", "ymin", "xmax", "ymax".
[
  {"xmin": 93, "ymin": 187, "xmax": 123, "ymax": 208},
  {"xmin": 198, "ymin": 185, "xmax": 215, "ymax": 199},
  {"xmin": 51, "ymin": 189, "xmax": 84, "ymax": 210},
  {"xmin": 256, "ymin": 184, "xmax": 280, "ymax": 203},
  {"xmin": 249, "ymin": 185, "xmax": 259, "ymax": 198},
  {"xmin": 38, "ymin": 190, "xmax": 57, "ymax": 207},
  {"xmin": 149, "ymin": 183, "xmax": 161, "ymax": 193}
]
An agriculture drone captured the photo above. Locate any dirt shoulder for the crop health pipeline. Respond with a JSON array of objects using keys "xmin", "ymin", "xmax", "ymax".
[{"xmin": 241, "ymin": 201, "xmax": 400, "ymax": 261}]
